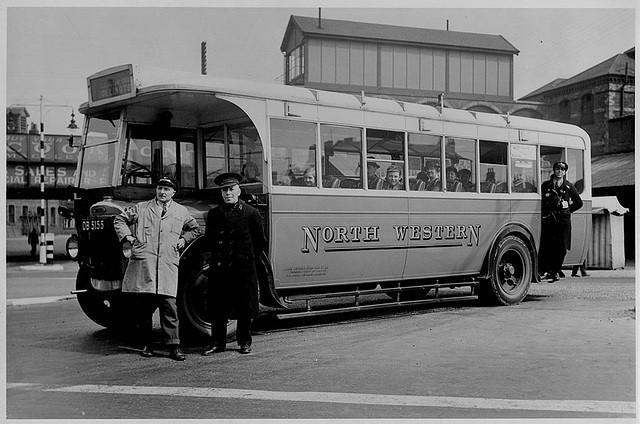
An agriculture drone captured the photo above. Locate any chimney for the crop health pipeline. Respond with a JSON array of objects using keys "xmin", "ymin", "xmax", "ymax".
[{"xmin": 318, "ymin": 8, "xmax": 322, "ymax": 29}]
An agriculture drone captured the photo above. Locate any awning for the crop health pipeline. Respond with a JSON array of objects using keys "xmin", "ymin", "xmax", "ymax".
[
  {"xmin": 591, "ymin": 152, "xmax": 635, "ymax": 188},
  {"xmin": 592, "ymin": 196, "xmax": 630, "ymax": 215}
]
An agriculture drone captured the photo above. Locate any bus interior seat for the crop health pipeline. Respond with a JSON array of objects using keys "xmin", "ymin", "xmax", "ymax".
[
  {"xmin": 340, "ymin": 178, "xmax": 361, "ymax": 188},
  {"xmin": 322, "ymin": 176, "xmax": 341, "ymax": 188},
  {"xmin": 495, "ymin": 182, "xmax": 507, "ymax": 193},
  {"xmin": 481, "ymin": 182, "xmax": 496, "ymax": 193},
  {"xmin": 372, "ymin": 178, "xmax": 385, "ymax": 190},
  {"xmin": 409, "ymin": 178, "xmax": 426, "ymax": 191}
]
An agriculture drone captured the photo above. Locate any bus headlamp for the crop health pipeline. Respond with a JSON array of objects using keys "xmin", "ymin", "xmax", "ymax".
[{"xmin": 66, "ymin": 235, "xmax": 79, "ymax": 261}]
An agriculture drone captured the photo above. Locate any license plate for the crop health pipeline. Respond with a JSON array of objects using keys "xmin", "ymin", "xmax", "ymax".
[{"xmin": 82, "ymin": 218, "xmax": 107, "ymax": 231}]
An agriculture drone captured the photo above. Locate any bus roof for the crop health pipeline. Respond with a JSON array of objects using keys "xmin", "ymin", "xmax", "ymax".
[{"xmin": 80, "ymin": 63, "xmax": 589, "ymax": 141}]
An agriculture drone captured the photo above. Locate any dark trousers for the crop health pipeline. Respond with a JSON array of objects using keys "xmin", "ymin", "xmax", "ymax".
[
  {"xmin": 211, "ymin": 317, "xmax": 252, "ymax": 348},
  {"xmin": 136, "ymin": 294, "xmax": 180, "ymax": 346},
  {"xmin": 539, "ymin": 215, "xmax": 571, "ymax": 276}
]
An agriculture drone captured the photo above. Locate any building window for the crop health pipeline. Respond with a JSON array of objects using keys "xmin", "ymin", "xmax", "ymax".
[
  {"xmin": 580, "ymin": 93, "xmax": 594, "ymax": 125},
  {"xmin": 287, "ymin": 45, "xmax": 304, "ymax": 83},
  {"xmin": 8, "ymin": 205, "xmax": 15, "ymax": 224},
  {"xmin": 50, "ymin": 207, "xmax": 56, "ymax": 226},
  {"xmin": 559, "ymin": 99, "xmax": 571, "ymax": 123}
]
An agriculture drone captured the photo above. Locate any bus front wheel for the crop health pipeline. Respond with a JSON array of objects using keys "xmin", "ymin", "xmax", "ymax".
[
  {"xmin": 482, "ymin": 235, "xmax": 532, "ymax": 306},
  {"xmin": 178, "ymin": 263, "xmax": 237, "ymax": 342}
]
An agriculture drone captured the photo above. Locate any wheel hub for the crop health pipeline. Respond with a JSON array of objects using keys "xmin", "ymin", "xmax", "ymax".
[{"xmin": 500, "ymin": 261, "xmax": 518, "ymax": 287}]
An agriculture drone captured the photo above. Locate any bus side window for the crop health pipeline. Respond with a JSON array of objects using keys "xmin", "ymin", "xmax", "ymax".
[
  {"xmin": 203, "ymin": 126, "xmax": 226, "ymax": 187},
  {"xmin": 540, "ymin": 146, "xmax": 564, "ymax": 184},
  {"xmin": 320, "ymin": 125, "xmax": 363, "ymax": 189},
  {"xmin": 567, "ymin": 148, "xmax": 585, "ymax": 194},
  {"xmin": 270, "ymin": 119, "xmax": 318, "ymax": 187},
  {"xmin": 367, "ymin": 129, "xmax": 405, "ymax": 190},
  {"xmin": 511, "ymin": 144, "xmax": 537, "ymax": 193},
  {"xmin": 409, "ymin": 133, "xmax": 441, "ymax": 191},
  {"xmin": 480, "ymin": 140, "xmax": 507, "ymax": 193},
  {"xmin": 445, "ymin": 137, "xmax": 476, "ymax": 193}
]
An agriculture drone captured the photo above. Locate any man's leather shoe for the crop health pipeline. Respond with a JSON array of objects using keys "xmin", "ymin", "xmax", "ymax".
[
  {"xmin": 201, "ymin": 345, "xmax": 225, "ymax": 356},
  {"xmin": 170, "ymin": 347, "xmax": 186, "ymax": 361},
  {"xmin": 239, "ymin": 345, "xmax": 252, "ymax": 354},
  {"xmin": 141, "ymin": 346, "xmax": 155, "ymax": 357},
  {"xmin": 548, "ymin": 274, "xmax": 560, "ymax": 283}
]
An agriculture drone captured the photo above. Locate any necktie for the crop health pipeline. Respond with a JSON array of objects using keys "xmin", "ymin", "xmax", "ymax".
[{"xmin": 161, "ymin": 204, "xmax": 167, "ymax": 217}]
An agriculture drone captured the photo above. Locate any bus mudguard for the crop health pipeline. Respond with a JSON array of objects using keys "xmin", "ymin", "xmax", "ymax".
[{"xmin": 257, "ymin": 251, "xmax": 288, "ymax": 309}]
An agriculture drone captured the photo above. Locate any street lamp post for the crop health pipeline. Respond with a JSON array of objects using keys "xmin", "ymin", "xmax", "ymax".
[{"xmin": 11, "ymin": 96, "xmax": 78, "ymax": 265}]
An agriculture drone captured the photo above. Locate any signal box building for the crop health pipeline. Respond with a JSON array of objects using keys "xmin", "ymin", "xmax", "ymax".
[{"xmin": 280, "ymin": 15, "xmax": 542, "ymax": 118}]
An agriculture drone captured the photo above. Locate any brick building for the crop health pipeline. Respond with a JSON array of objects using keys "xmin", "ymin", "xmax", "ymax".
[
  {"xmin": 520, "ymin": 48, "xmax": 635, "ymax": 259},
  {"xmin": 6, "ymin": 107, "xmax": 79, "ymax": 238}
]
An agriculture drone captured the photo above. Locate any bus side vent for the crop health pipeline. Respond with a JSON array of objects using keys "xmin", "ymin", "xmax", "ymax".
[
  {"xmin": 284, "ymin": 102, "xmax": 300, "ymax": 117},
  {"xmin": 419, "ymin": 118, "xmax": 433, "ymax": 132}
]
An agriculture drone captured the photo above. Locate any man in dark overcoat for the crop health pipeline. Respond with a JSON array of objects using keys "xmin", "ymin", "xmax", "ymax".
[
  {"xmin": 539, "ymin": 161, "xmax": 583, "ymax": 282},
  {"xmin": 202, "ymin": 172, "xmax": 266, "ymax": 355}
]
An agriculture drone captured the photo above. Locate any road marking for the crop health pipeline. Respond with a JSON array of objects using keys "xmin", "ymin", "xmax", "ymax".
[
  {"xmin": 6, "ymin": 382, "xmax": 635, "ymax": 414},
  {"xmin": 6, "ymin": 296, "xmax": 76, "ymax": 306}
]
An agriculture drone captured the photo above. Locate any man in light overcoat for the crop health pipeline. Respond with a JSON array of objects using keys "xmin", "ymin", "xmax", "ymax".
[{"xmin": 114, "ymin": 176, "xmax": 201, "ymax": 360}]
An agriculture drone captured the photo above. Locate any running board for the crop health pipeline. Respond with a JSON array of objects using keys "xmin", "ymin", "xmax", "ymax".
[{"xmin": 275, "ymin": 295, "xmax": 478, "ymax": 320}]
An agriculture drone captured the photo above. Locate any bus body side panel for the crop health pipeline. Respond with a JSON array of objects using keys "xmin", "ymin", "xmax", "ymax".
[
  {"xmin": 404, "ymin": 196, "xmax": 512, "ymax": 278},
  {"xmin": 269, "ymin": 192, "xmax": 409, "ymax": 289}
]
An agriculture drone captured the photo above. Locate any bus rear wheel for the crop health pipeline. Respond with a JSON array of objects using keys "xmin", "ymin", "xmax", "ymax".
[
  {"xmin": 75, "ymin": 267, "xmax": 121, "ymax": 328},
  {"xmin": 482, "ymin": 235, "xmax": 532, "ymax": 305},
  {"xmin": 178, "ymin": 263, "xmax": 237, "ymax": 342}
]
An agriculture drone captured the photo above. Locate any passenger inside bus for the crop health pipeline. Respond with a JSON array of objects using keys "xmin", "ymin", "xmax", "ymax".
[
  {"xmin": 445, "ymin": 166, "xmax": 463, "ymax": 192},
  {"xmin": 241, "ymin": 162, "xmax": 261, "ymax": 184},
  {"xmin": 367, "ymin": 161, "xmax": 384, "ymax": 189},
  {"xmin": 481, "ymin": 169, "xmax": 497, "ymax": 193},
  {"xmin": 418, "ymin": 161, "xmax": 441, "ymax": 191},
  {"xmin": 382, "ymin": 164, "xmax": 404, "ymax": 190},
  {"xmin": 458, "ymin": 168, "xmax": 475, "ymax": 192},
  {"xmin": 301, "ymin": 167, "xmax": 316, "ymax": 187}
]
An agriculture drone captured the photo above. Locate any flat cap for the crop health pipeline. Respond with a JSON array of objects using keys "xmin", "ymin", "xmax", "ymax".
[{"xmin": 214, "ymin": 172, "xmax": 243, "ymax": 188}]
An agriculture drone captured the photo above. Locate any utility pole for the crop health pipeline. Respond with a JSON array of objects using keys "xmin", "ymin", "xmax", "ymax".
[
  {"xmin": 201, "ymin": 41, "xmax": 207, "ymax": 75},
  {"xmin": 12, "ymin": 97, "xmax": 78, "ymax": 265}
]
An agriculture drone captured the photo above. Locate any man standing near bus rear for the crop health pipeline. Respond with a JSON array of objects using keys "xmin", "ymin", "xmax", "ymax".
[
  {"xmin": 114, "ymin": 176, "xmax": 202, "ymax": 361},
  {"xmin": 202, "ymin": 172, "xmax": 266, "ymax": 355},
  {"xmin": 539, "ymin": 161, "xmax": 583, "ymax": 282}
]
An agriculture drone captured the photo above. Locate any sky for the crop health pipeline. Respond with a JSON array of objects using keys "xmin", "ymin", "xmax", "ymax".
[{"xmin": 2, "ymin": 1, "xmax": 637, "ymax": 135}]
